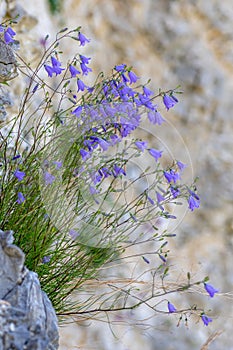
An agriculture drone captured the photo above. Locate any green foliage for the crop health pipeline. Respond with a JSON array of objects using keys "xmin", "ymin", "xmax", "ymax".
[
  {"xmin": 47, "ymin": 0, "xmax": 63, "ymax": 14},
  {"xmin": 0, "ymin": 25, "xmax": 215, "ymax": 328}
]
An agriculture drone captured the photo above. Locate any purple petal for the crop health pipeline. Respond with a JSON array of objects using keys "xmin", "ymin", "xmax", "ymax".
[
  {"xmin": 135, "ymin": 141, "xmax": 148, "ymax": 152},
  {"xmin": 69, "ymin": 229, "xmax": 79, "ymax": 240},
  {"xmin": 17, "ymin": 192, "xmax": 25, "ymax": 204},
  {"xmin": 79, "ymin": 54, "xmax": 91, "ymax": 64},
  {"xmin": 14, "ymin": 170, "xmax": 26, "ymax": 181},
  {"xmin": 51, "ymin": 56, "xmax": 61, "ymax": 67},
  {"xmin": 168, "ymin": 302, "xmax": 176, "ymax": 313},
  {"xmin": 204, "ymin": 283, "xmax": 219, "ymax": 298},
  {"xmin": 6, "ymin": 27, "xmax": 16, "ymax": 37},
  {"xmin": 72, "ymin": 105, "xmax": 83, "ymax": 117},
  {"xmin": 44, "ymin": 171, "xmax": 55, "ymax": 185},
  {"xmin": 201, "ymin": 314, "xmax": 212, "ymax": 326},
  {"xmin": 4, "ymin": 31, "xmax": 13, "ymax": 44},
  {"xmin": 163, "ymin": 94, "xmax": 178, "ymax": 110},
  {"xmin": 44, "ymin": 65, "xmax": 54, "ymax": 77},
  {"xmin": 114, "ymin": 64, "xmax": 126, "ymax": 72},
  {"xmin": 128, "ymin": 71, "xmax": 139, "ymax": 84},
  {"xmin": 188, "ymin": 195, "xmax": 200, "ymax": 211},
  {"xmin": 177, "ymin": 160, "xmax": 187, "ymax": 171},
  {"xmin": 78, "ymin": 32, "xmax": 90, "ymax": 46},
  {"xmin": 148, "ymin": 148, "xmax": 162, "ymax": 161},
  {"xmin": 69, "ymin": 65, "xmax": 80, "ymax": 77}
]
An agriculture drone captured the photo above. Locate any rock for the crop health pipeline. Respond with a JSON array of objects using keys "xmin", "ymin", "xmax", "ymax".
[
  {"xmin": 0, "ymin": 87, "xmax": 12, "ymax": 122},
  {"xmin": 0, "ymin": 39, "xmax": 18, "ymax": 82},
  {"xmin": 0, "ymin": 230, "xmax": 59, "ymax": 350},
  {"xmin": 0, "ymin": 37, "xmax": 17, "ymax": 122}
]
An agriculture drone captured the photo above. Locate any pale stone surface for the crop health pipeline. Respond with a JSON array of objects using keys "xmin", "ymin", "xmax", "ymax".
[
  {"xmin": 0, "ymin": 87, "xmax": 12, "ymax": 122},
  {"xmin": 0, "ymin": 39, "xmax": 17, "ymax": 82},
  {"xmin": 0, "ymin": 38, "xmax": 16, "ymax": 121}
]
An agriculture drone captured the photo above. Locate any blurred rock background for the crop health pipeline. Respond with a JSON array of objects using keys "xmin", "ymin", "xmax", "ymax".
[{"xmin": 1, "ymin": 0, "xmax": 233, "ymax": 349}]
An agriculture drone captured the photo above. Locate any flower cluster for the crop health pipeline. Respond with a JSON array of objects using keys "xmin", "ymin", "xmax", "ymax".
[
  {"xmin": 43, "ymin": 54, "xmax": 194, "ymax": 214},
  {"xmin": 44, "ymin": 31, "xmax": 92, "ymax": 94},
  {"xmin": 0, "ymin": 24, "xmax": 219, "ymax": 332},
  {"xmin": 44, "ymin": 56, "xmax": 65, "ymax": 77},
  {"xmin": 0, "ymin": 24, "xmax": 16, "ymax": 44},
  {"xmin": 168, "ymin": 281, "xmax": 218, "ymax": 325}
]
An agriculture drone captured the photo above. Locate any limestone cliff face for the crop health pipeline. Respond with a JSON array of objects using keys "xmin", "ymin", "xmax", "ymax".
[{"xmin": 1, "ymin": 1, "xmax": 233, "ymax": 349}]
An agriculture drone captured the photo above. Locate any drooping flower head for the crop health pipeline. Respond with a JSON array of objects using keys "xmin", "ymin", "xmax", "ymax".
[
  {"xmin": 128, "ymin": 70, "xmax": 139, "ymax": 84},
  {"xmin": 121, "ymin": 73, "xmax": 129, "ymax": 84},
  {"xmin": 201, "ymin": 314, "xmax": 212, "ymax": 326},
  {"xmin": 99, "ymin": 167, "xmax": 112, "ymax": 178},
  {"xmin": 80, "ymin": 148, "xmax": 90, "ymax": 161},
  {"xmin": 163, "ymin": 94, "xmax": 178, "ymax": 110},
  {"xmin": 113, "ymin": 164, "xmax": 126, "ymax": 177},
  {"xmin": 143, "ymin": 86, "xmax": 153, "ymax": 97},
  {"xmin": 170, "ymin": 186, "xmax": 180, "ymax": 198},
  {"xmin": 44, "ymin": 56, "xmax": 65, "ymax": 77},
  {"xmin": 164, "ymin": 169, "xmax": 180, "ymax": 183},
  {"xmin": 44, "ymin": 65, "xmax": 54, "ymax": 77},
  {"xmin": 17, "ymin": 192, "xmax": 25, "ymax": 204},
  {"xmin": 137, "ymin": 94, "xmax": 154, "ymax": 110},
  {"xmin": 77, "ymin": 78, "xmax": 86, "ymax": 92},
  {"xmin": 167, "ymin": 302, "xmax": 176, "ymax": 313},
  {"xmin": 72, "ymin": 105, "xmax": 83, "ymax": 117},
  {"xmin": 177, "ymin": 160, "xmax": 187, "ymax": 171},
  {"xmin": 80, "ymin": 63, "xmax": 92, "ymax": 76},
  {"xmin": 147, "ymin": 110, "xmax": 165, "ymax": 125},
  {"xmin": 204, "ymin": 283, "xmax": 219, "ymax": 298},
  {"xmin": 51, "ymin": 56, "xmax": 61, "ymax": 68},
  {"xmin": 156, "ymin": 191, "xmax": 165, "ymax": 203},
  {"xmin": 14, "ymin": 169, "xmax": 26, "ymax": 182},
  {"xmin": 135, "ymin": 141, "xmax": 148, "ymax": 152},
  {"xmin": 91, "ymin": 171, "xmax": 102, "ymax": 185},
  {"xmin": 114, "ymin": 64, "xmax": 126, "ymax": 72},
  {"xmin": 97, "ymin": 138, "xmax": 109, "ymax": 151},
  {"xmin": 79, "ymin": 54, "xmax": 91, "ymax": 64},
  {"xmin": 69, "ymin": 64, "xmax": 80, "ymax": 77},
  {"xmin": 51, "ymin": 56, "xmax": 65, "ymax": 75},
  {"xmin": 78, "ymin": 32, "xmax": 90, "ymax": 46},
  {"xmin": 188, "ymin": 190, "xmax": 200, "ymax": 211},
  {"xmin": 4, "ymin": 27, "xmax": 16, "ymax": 44},
  {"xmin": 148, "ymin": 148, "xmax": 163, "ymax": 162},
  {"xmin": 44, "ymin": 171, "xmax": 55, "ymax": 185}
]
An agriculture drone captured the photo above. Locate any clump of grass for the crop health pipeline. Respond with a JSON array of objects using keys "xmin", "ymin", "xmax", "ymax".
[{"xmin": 0, "ymin": 22, "xmax": 216, "ymax": 328}]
